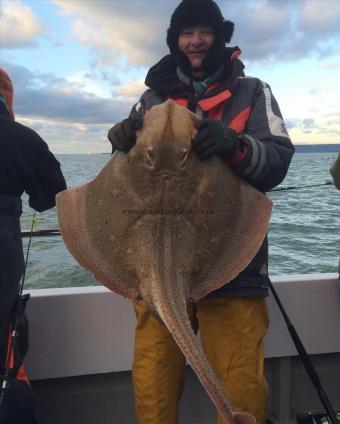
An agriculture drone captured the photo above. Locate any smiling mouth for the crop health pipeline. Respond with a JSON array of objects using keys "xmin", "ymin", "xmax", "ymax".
[{"xmin": 189, "ymin": 52, "xmax": 206, "ymax": 55}]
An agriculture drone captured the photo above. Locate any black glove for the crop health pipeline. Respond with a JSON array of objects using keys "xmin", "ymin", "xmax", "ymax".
[
  {"xmin": 192, "ymin": 119, "xmax": 240, "ymax": 160},
  {"xmin": 108, "ymin": 108, "xmax": 143, "ymax": 153}
]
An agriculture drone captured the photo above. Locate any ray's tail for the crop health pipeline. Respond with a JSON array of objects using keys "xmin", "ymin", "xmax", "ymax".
[
  {"xmin": 147, "ymin": 278, "xmax": 256, "ymax": 424},
  {"xmin": 143, "ymin": 231, "xmax": 256, "ymax": 424},
  {"xmin": 154, "ymin": 286, "xmax": 235, "ymax": 423},
  {"xmin": 142, "ymin": 183, "xmax": 257, "ymax": 424}
]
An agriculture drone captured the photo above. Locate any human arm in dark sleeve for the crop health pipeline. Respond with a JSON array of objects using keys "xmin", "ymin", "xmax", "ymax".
[
  {"xmin": 17, "ymin": 126, "xmax": 67, "ymax": 212},
  {"xmin": 228, "ymin": 82, "xmax": 295, "ymax": 192},
  {"xmin": 107, "ymin": 100, "xmax": 145, "ymax": 154}
]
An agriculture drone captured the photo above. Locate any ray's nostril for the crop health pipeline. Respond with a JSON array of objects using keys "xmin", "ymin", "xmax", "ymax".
[
  {"xmin": 144, "ymin": 148, "xmax": 155, "ymax": 168},
  {"xmin": 180, "ymin": 149, "xmax": 189, "ymax": 168}
]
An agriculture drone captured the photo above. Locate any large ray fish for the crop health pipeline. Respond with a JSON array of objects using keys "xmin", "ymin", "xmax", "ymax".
[{"xmin": 56, "ymin": 100, "xmax": 272, "ymax": 423}]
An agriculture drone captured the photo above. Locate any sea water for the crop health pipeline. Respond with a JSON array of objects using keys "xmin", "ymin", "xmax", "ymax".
[{"xmin": 21, "ymin": 152, "xmax": 340, "ymax": 289}]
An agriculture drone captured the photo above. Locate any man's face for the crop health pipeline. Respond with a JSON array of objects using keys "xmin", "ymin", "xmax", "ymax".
[{"xmin": 178, "ymin": 25, "xmax": 215, "ymax": 76}]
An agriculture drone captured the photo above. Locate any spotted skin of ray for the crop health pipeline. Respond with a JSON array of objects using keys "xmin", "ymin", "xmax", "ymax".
[{"xmin": 57, "ymin": 100, "xmax": 271, "ymax": 424}]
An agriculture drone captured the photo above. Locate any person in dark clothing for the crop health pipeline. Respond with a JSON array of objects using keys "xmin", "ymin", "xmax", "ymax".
[
  {"xmin": 107, "ymin": 1, "xmax": 295, "ymax": 423},
  {"xmin": 330, "ymin": 153, "xmax": 340, "ymax": 190},
  {"xmin": 330, "ymin": 153, "xmax": 340, "ymax": 276},
  {"xmin": 0, "ymin": 68, "xmax": 67, "ymax": 423}
]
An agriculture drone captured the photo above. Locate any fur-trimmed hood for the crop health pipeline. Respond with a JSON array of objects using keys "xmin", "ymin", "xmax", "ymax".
[
  {"xmin": 166, "ymin": 0, "xmax": 235, "ymax": 76},
  {"xmin": 145, "ymin": 47, "xmax": 245, "ymax": 97},
  {"xmin": 166, "ymin": 0, "xmax": 234, "ymax": 53}
]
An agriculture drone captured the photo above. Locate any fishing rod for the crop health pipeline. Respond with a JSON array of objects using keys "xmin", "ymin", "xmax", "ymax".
[
  {"xmin": 269, "ymin": 281, "xmax": 339, "ymax": 424},
  {"xmin": 0, "ymin": 212, "xmax": 36, "ymax": 423},
  {"xmin": 21, "ymin": 229, "xmax": 61, "ymax": 238},
  {"xmin": 270, "ymin": 181, "xmax": 334, "ymax": 192},
  {"xmin": 19, "ymin": 180, "xmax": 336, "ymax": 238}
]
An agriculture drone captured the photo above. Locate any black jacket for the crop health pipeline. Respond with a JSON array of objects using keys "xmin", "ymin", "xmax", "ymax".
[
  {"xmin": 132, "ymin": 51, "xmax": 295, "ymax": 298},
  {"xmin": 0, "ymin": 112, "xmax": 66, "ymax": 372},
  {"xmin": 0, "ymin": 115, "xmax": 66, "ymax": 211}
]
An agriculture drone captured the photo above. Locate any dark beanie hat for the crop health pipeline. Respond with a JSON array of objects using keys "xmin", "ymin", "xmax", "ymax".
[{"xmin": 166, "ymin": 0, "xmax": 234, "ymax": 54}]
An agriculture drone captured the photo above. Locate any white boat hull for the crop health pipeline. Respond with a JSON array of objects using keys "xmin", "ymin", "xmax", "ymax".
[{"xmin": 24, "ymin": 273, "xmax": 340, "ymax": 421}]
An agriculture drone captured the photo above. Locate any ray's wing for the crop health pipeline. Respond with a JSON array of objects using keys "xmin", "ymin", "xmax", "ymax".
[
  {"xmin": 185, "ymin": 157, "xmax": 272, "ymax": 301},
  {"xmin": 57, "ymin": 154, "xmax": 142, "ymax": 299}
]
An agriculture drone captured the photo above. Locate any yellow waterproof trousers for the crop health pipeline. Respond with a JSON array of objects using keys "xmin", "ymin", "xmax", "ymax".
[{"xmin": 132, "ymin": 297, "xmax": 269, "ymax": 424}]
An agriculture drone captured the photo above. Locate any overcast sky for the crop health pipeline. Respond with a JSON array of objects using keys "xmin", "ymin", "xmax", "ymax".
[{"xmin": 1, "ymin": 0, "xmax": 340, "ymax": 153}]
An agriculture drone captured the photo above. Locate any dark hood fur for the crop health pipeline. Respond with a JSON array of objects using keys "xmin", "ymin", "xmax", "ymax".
[
  {"xmin": 145, "ymin": 47, "xmax": 244, "ymax": 97},
  {"xmin": 166, "ymin": 0, "xmax": 234, "ymax": 76}
]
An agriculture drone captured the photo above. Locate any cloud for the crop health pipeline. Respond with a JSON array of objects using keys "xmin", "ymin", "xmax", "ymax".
[
  {"xmin": 320, "ymin": 62, "xmax": 340, "ymax": 70},
  {"xmin": 2, "ymin": 61, "xmax": 147, "ymax": 153},
  {"xmin": 51, "ymin": 0, "xmax": 340, "ymax": 67},
  {"xmin": 3, "ymin": 0, "xmax": 339, "ymax": 68},
  {"xmin": 288, "ymin": 117, "xmax": 339, "ymax": 138},
  {"xmin": 324, "ymin": 113, "xmax": 340, "ymax": 124},
  {"xmin": 300, "ymin": 0, "xmax": 340, "ymax": 33},
  {"xmin": 18, "ymin": 117, "xmax": 112, "ymax": 154},
  {"xmin": 225, "ymin": 0, "xmax": 340, "ymax": 62},
  {"xmin": 0, "ymin": 0, "xmax": 43, "ymax": 48},
  {"xmin": 114, "ymin": 80, "xmax": 146, "ymax": 103},
  {"xmin": 285, "ymin": 119, "xmax": 297, "ymax": 130},
  {"xmin": 320, "ymin": 113, "xmax": 340, "ymax": 137},
  {"xmin": 316, "ymin": 127, "xmax": 340, "ymax": 137},
  {"xmin": 53, "ymin": 0, "xmax": 174, "ymax": 67},
  {"xmin": 4, "ymin": 61, "xmax": 133, "ymax": 125},
  {"xmin": 302, "ymin": 118, "xmax": 316, "ymax": 129},
  {"xmin": 1, "ymin": 61, "xmax": 123, "ymax": 152},
  {"xmin": 3, "ymin": 1, "xmax": 340, "ymax": 151},
  {"xmin": 223, "ymin": 0, "xmax": 296, "ymax": 62},
  {"xmin": 286, "ymin": 118, "xmax": 317, "ymax": 133}
]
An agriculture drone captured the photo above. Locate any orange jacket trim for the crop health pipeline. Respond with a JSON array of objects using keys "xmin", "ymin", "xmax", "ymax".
[
  {"xmin": 198, "ymin": 90, "xmax": 232, "ymax": 112},
  {"xmin": 5, "ymin": 331, "xmax": 30, "ymax": 385},
  {"xmin": 172, "ymin": 98, "xmax": 188, "ymax": 108},
  {"xmin": 229, "ymin": 107, "xmax": 251, "ymax": 133}
]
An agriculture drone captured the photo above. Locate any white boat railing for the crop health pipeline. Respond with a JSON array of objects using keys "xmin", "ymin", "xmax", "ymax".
[{"xmin": 24, "ymin": 273, "xmax": 340, "ymax": 381}]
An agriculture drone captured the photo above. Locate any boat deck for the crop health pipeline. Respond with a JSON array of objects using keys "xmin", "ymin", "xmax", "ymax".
[
  {"xmin": 32, "ymin": 368, "xmax": 215, "ymax": 424},
  {"xmin": 32, "ymin": 355, "xmax": 340, "ymax": 424}
]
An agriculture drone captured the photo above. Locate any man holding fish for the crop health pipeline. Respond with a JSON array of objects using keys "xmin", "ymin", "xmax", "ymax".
[{"xmin": 107, "ymin": 0, "xmax": 295, "ymax": 422}]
